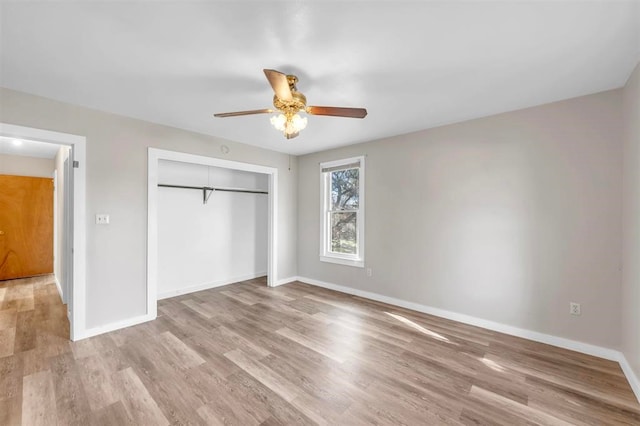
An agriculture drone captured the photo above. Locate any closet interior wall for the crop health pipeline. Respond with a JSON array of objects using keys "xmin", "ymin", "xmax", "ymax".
[{"xmin": 157, "ymin": 159, "xmax": 268, "ymax": 299}]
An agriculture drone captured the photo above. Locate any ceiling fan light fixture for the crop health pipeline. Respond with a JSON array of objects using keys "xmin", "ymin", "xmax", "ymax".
[
  {"xmin": 291, "ymin": 113, "xmax": 307, "ymax": 131},
  {"xmin": 271, "ymin": 113, "xmax": 307, "ymax": 138},
  {"xmin": 270, "ymin": 114, "xmax": 287, "ymax": 131}
]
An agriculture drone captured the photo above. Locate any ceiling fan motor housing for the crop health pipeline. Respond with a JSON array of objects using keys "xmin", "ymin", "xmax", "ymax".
[{"xmin": 273, "ymin": 74, "xmax": 307, "ymax": 116}]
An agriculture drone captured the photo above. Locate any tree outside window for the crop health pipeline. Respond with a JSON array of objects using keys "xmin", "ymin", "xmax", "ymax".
[{"xmin": 329, "ymin": 169, "xmax": 359, "ymax": 254}]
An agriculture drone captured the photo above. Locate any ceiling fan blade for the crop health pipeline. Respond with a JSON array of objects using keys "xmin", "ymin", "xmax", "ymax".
[
  {"xmin": 263, "ymin": 69, "xmax": 293, "ymax": 101},
  {"xmin": 307, "ymin": 106, "xmax": 368, "ymax": 119},
  {"xmin": 214, "ymin": 108, "xmax": 274, "ymax": 118}
]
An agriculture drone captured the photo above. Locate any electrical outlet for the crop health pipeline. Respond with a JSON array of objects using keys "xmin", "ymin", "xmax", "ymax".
[
  {"xmin": 570, "ymin": 302, "xmax": 581, "ymax": 316},
  {"xmin": 95, "ymin": 214, "xmax": 110, "ymax": 225},
  {"xmin": 366, "ymin": 268, "xmax": 372, "ymax": 277}
]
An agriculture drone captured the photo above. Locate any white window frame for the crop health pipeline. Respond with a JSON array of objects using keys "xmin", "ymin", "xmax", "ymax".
[{"xmin": 319, "ymin": 156, "xmax": 365, "ymax": 268}]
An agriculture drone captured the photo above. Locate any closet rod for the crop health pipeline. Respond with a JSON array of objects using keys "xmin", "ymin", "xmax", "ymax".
[
  {"xmin": 158, "ymin": 183, "xmax": 268, "ymax": 204},
  {"xmin": 158, "ymin": 184, "xmax": 268, "ymax": 194}
]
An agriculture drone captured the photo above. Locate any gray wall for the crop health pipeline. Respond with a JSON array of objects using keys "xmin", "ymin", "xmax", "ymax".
[
  {"xmin": 0, "ymin": 87, "xmax": 298, "ymax": 329},
  {"xmin": 0, "ymin": 153, "xmax": 54, "ymax": 177},
  {"xmin": 0, "ymin": 83, "xmax": 631, "ymax": 355},
  {"xmin": 298, "ymin": 89, "xmax": 623, "ymax": 349},
  {"xmin": 622, "ymin": 63, "xmax": 640, "ymax": 381}
]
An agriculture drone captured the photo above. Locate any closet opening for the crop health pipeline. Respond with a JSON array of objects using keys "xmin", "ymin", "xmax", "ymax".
[{"xmin": 147, "ymin": 148, "xmax": 278, "ymax": 318}]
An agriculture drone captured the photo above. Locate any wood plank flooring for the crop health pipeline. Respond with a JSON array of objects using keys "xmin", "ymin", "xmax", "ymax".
[{"xmin": 1, "ymin": 274, "xmax": 639, "ymax": 425}]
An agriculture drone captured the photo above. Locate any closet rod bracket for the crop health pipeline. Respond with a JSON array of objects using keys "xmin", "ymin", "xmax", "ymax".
[{"xmin": 203, "ymin": 188, "xmax": 214, "ymax": 204}]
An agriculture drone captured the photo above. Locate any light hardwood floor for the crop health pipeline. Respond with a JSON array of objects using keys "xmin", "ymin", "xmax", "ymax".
[{"xmin": 1, "ymin": 274, "xmax": 639, "ymax": 425}]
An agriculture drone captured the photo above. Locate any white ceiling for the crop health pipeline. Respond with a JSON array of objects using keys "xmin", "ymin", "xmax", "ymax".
[
  {"xmin": 0, "ymin": 1, "xmax": 638, "ymax": 155},
  {"xmin": 0, "ymin": 136, "xmax": 60, "ymax": 159}
]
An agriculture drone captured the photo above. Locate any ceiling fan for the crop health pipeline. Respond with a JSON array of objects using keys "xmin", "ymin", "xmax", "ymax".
[{"xmin": 214, "ymin": 69, "xmax": 368, "ymax": 139}]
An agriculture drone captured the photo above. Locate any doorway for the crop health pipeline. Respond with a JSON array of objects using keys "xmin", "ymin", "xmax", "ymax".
[
  {"xmin": 147, "ymin": 148, "xmax": 278, "ymax": 318},
  {"xmin": 0, "ymin": 123, "xmax": 86, "ymax": 341}
]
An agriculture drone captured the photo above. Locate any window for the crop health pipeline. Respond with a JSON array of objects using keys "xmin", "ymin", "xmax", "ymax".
[{"xmin": 320, "ymin": 156, "xmax": 365, "ymax": 267}]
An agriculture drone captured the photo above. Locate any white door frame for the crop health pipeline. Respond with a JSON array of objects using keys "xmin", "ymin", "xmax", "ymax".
[
  {"xmin": 62, "ymin": 155, "xmax": 74, "ymax": 306},
  {"xmin": 0, "ymin": 123, "xmax": 87, "ymax": 341},
  {"xmin": 147, "ymin": 148, "xmax": 278, "ymax": 317}
]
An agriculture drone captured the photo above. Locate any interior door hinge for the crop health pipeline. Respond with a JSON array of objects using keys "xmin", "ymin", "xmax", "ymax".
[{"xmin": 73, "ymin": 160, "xmax": 79, "ymax": 168}]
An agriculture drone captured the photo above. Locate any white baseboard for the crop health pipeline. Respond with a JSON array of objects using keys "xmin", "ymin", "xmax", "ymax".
[
  {"xmin": 68, "ymin": 272, "xmax": 640, "ymax": 403},
  {"xmin": 298, "ymin": 276, "xmax": 640, "ymax": 403},
  {"xmin": 74, "ymin": 313, "xmax": 155, "ymax": 341},
  {"xmin": 618, "ymin": 353, "xmax": 640, "ymax": 403},
  {"xmin": 72, "ymin": 272, "xmax": 266, "ymax": 341},
  {"xmin": 157, "ymin": 272, "xmax": 268, "ymax": 300},
  {"xmin": 296, "ymin": 276, "xmax": 618, "ymax": 360},
  {"xmin": 272, "ymin": 276, "xmax": 300, "ymax": 287}
]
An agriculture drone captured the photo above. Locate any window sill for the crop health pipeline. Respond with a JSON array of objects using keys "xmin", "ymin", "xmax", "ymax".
[{"xmin": 320, "ymin": 255, "xmax": 364, "ymax": 268}]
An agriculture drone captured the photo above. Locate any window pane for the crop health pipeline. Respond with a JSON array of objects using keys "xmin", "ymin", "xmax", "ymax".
[
  {"xmin": 330, "ymin": 212, "xmax": 357, "ymax": 254},
  {"xmin": 330, "ymin": 168, "xmax": 359, "ymax": 210}
]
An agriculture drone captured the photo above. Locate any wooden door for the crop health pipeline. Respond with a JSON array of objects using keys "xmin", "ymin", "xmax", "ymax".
[{"xmin": 0, "ymin": 174, "xmax": 54, "ymax": 280}]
